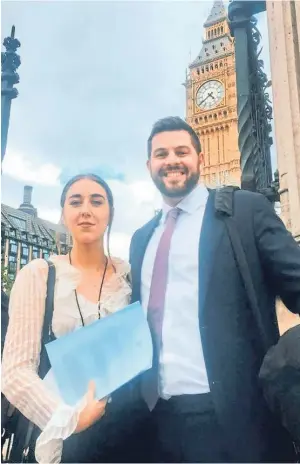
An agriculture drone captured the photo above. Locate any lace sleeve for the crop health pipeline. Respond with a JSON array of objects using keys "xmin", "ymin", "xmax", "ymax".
[
  {"xmin": 2, "ymin": 260, "xmax": 61, "ymax": 429},
  {"xmin": 1, "ymin": 260, "xmax": 83, "ymax": 463}
]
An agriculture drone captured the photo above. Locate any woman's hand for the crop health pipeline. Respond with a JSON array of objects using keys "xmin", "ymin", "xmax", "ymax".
[{"xmin": 75, "ymin": 381, "xmax": 108, "ymax": 433}]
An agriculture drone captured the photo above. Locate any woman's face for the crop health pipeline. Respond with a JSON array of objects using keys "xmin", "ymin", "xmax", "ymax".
[{"xmin": 63, "ymin": 178, "xmax": 111, "ymax": 245}]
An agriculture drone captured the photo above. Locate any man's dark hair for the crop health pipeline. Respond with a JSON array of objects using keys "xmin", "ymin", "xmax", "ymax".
[{"xmin": 147, "ymin": 116, "xmax": 201, "ymax": 158}]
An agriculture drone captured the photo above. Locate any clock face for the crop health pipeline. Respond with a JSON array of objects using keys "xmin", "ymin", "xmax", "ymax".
[{"xmin": 196, "ymin": 80, "xmax": 225, "ymax": 110}]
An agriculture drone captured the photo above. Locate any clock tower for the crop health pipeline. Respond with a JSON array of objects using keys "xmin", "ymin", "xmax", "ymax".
[{"xmin": 185, "ymin": 0, "xmax": 240, "ymax": 187}]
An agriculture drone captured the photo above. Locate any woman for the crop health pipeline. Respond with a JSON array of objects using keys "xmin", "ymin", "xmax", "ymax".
[{"xmin": 2, "ymin": 174, "xmax": 150, "ymax": 463}]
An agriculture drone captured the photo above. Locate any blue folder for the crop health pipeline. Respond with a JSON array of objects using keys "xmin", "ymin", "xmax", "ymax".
[{"xmin": 45, "ymin": 301, "xmax": 153, "ymax": 406}]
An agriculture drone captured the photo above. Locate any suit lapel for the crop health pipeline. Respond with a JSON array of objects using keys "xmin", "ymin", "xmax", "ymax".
[
  {"xmin": 131, "ymin": 213, "xmax": 161, "ymax": 303},
  {"xmin": 199, "ymin": 191, "xmax": 225, "ymax": 320}
]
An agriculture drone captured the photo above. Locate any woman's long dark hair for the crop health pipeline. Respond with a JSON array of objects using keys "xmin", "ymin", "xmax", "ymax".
[{"xmin": 60, "ymin": 174, "xmax": 114, "ymax": 263}]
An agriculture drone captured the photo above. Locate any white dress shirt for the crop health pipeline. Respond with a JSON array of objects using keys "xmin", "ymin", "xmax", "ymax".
[{"xmin": 141, "ymin": 184, "xmax": 210, "ymax": 398}]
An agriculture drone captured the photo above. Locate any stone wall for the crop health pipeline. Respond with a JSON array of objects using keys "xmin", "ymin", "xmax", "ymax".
[{"xmin": 267, "ymin": 0, "xmax": 300, "ymax": 243}]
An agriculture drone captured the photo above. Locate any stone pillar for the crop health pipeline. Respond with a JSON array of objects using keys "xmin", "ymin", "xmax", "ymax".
[
  {"xmin": 17, "ymin": 241, "xmax": 21, "ymax": 272},
  {"xmin": 266, "ymin": 0, "xmax": 300, "ymax": 243},
  {"xmin": 4, "ymin": 238, "xmax": 9, "ymax": 268}
]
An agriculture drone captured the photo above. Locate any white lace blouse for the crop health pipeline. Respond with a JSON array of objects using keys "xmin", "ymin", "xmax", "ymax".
[{"xmin": 1, "ymin": 255, "xmax": 132, "ymax": 464}]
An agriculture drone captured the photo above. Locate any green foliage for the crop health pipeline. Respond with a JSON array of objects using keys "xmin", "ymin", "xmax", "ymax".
[{"xmin": 1, "ymin": 266, "xmax": 14, "ymax": 294}]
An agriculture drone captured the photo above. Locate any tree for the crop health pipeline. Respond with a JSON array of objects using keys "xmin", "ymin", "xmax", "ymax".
[{"xmin": 1, "ymin": 266, "xmax": 14, "ymax": 294}]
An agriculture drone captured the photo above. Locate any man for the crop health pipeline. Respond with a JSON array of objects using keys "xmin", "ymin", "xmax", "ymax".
[{"xmin": 129, "ymin": 117, "xmax": 300, "ymax": 462}]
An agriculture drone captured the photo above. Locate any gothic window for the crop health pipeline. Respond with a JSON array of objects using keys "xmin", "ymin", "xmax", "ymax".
[
  {"xmin": 1, "ymin": 236, "xmax": 6, "ymax": 266},
  {"xmin": 9, "ymin": 240, "xmax": 18, "ymax": 256},
  {"xmin": 8, "ymin": 255, "xmax": 17, "ymax": 277},
  {"xmin": 32, "ymin": 246, "xmax": 40, "ymax": 259},
  {"xmin": 208, "ymin": 31, "xmax": 210, "ymax": 38},
  {"xmin": 197, "ymin": 68, "xmax": 200, "ymax": 75},
  {"xmin": 218, "ymin": 27, "xmax": 220, "ymax": 35},
  {"xmin": 207, "ymin": 137, "xmax": 210, "ymax": 166},
  {"xmin": 217, "ymin": 132, "xmax": 220, "ymax": 164},
  {"xmin": 215, "ymin": 63, "xmax": 218, "ymax": 69},
  {"xmin": 21, "ymin": 243, "xmax": 28, "ymax": 257},
  {"xmin": 221, "ymin": 26, "xmax": 224, "ymax": 33},
  {"xmin": 20, "ymin": 243, "xmax": 29, "ymax": 269},
  {"xmin": 201, "ymin": 67, "xmax": 204, "ymax": 73},
  {"xmin": 42, "ymin": 249, "xmax": 50, "ymax": 260},
  {"xmin": 220, "ymin": 62, "xmax": 223, "ymax": 67},
  {"xmin": 210, "ymin": 64, "xmax": 213, "ymax": 70}
]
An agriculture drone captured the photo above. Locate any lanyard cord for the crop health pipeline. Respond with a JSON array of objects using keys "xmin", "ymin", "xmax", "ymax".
[{"xmin": 69, "ymin": 252, "xmax": 108, "ymax": 327}]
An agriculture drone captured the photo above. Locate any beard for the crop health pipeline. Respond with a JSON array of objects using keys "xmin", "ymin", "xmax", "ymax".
[{"xmin": 151, "ymin": 166, "xmax": 200, "ymax": 198}]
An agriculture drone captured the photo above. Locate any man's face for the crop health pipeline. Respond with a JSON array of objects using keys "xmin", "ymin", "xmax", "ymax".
[{"xmin": 147, "ymin": 130, "xmax": 201, "ymax": 198}]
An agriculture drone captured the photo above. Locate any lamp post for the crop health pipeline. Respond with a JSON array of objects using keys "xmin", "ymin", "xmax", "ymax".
[
  {"xmin": 228, "ymin": 1, "xmax": 279, "ymax": 202},
  {"xmin": 1, "ymin": 25, "xmax": 21, "ymax": 163}
]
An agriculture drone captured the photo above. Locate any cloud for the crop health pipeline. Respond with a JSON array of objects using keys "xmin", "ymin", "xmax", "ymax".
[
  {"xmin": 1, "ymin": 0, "xmax": 275, "ymax": 255},
  {"xmin": 2, "ymin": 151, "xmax": 61, "ymax": 186},
  {"xmin": 128, "ymin": 181, "xmax": 158, "ymax": 204},
  {"xmin": 108, "ymin": 232, "xmax": 131, "ymax": 261},
  {"xmin": 37, "ymin": 207, "xmax": 61, "ymax": 224}
]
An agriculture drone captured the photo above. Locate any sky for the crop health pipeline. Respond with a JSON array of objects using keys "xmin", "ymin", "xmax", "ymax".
[{"xmin": 1, "ymin": 0, "xmax": 273, "ymax": 259}]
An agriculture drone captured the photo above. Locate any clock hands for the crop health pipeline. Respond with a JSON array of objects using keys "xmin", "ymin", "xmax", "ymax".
[
  {"xmin": 198, "ymin": 95, "xmax": 209, "ymax": 106},
  {"xmin": 198, "ymin": 91, "xmax": 215, "ymax": 106}
]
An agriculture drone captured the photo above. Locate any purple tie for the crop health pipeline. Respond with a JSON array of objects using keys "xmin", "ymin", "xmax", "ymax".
[{"xmin": 142, "ymin": 207, "xmax": 181, "ymax": 410}]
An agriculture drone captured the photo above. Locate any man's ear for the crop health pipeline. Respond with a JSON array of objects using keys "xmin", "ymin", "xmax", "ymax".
[
  {"xmin": 146, "ymin": 159, "xmax": 150, "ymax": 172},
  {"xmin": 199, "ymin": 152, "xmax": 204, "ymax": 166}
]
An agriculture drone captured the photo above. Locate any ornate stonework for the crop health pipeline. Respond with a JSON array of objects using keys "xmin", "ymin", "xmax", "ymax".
[{"xmin": 185, "ymin": 0, "xmax": 240, "ymax": 187}]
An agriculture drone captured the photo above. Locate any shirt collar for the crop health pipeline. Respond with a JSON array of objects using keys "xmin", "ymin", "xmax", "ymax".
[{"xmin": 161, "ymin": 183, "xmax": 209, "ymax": 221}]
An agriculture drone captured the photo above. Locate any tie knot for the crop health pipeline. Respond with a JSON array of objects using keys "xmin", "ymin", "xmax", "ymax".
[{"xmin": 167, "ymin": 207, "xmax": 181, "ymax": 221}]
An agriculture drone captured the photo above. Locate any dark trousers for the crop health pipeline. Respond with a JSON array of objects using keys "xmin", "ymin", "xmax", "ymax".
[{"xmin": 151, "ymin": 393, "xmax": 230, "ymax": 463}]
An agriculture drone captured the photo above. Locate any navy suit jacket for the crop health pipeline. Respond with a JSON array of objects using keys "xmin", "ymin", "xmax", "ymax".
[{"xmin": 129, "ymin": 189, "xmax": 300, "ymax": 462}]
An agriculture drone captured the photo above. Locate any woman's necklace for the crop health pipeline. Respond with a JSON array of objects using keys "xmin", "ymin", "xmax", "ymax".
[{"xmin": 68, "ymin": 252, "xmax": 109, "ymax": 326}]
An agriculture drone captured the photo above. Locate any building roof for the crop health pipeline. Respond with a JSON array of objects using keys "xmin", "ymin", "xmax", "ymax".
[
  {"xmin": 204, "ymin": 0, "xmax": 227, "ymax": 27},
  {"xmin": 1, "ymin": 203, "xmax": 70, "ymax": 245},
  {"xmin": 190, "ymin": 34, "xmax": 232, "ymax": 67}
]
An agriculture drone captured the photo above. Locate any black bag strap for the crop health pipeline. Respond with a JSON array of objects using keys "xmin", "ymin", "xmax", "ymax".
[
  {"xmin": 215, "ymin": 187, "xmax": 270, "ymax": 353},
  {"xmin": 22, "ymin": 260, "xmax": 56, "ymax": 462},
  {"xmin": 40, "ymin": 260, "xmax": 56, "ymax": 371}
]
